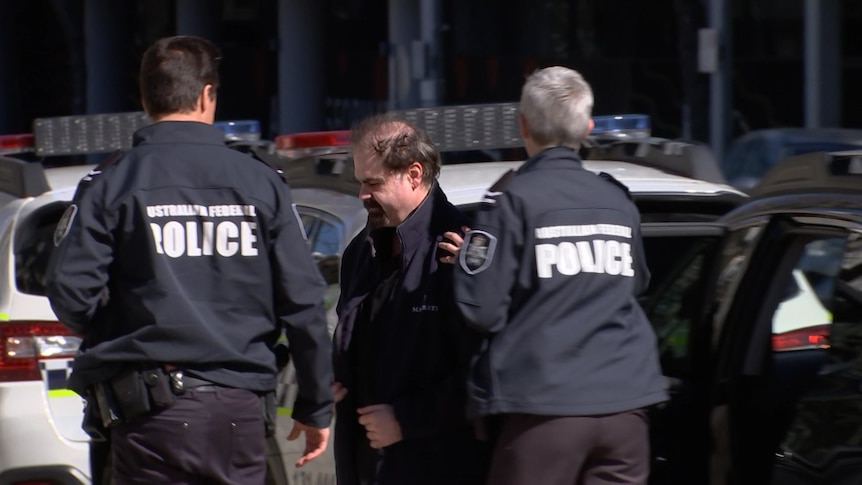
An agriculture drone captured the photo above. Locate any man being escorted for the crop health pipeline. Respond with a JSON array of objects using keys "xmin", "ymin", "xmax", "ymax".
[
  {"xmin": 46, "ymin": 35, "xmax": 333, "ymax": 484},
  {"xmin": 331, "ymin": 114, "xmax": 490, "ymax": 485},
  {"xmin": 452, "ymin": 66, "xmax": 668, "ymax": 485}
]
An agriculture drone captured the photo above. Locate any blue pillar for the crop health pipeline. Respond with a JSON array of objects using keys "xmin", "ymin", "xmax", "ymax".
[
  {"xmin": 276, "ymin": 0, "xmax": 324, "ymax": 133},
  {"xmin": 388, "ymin": 0, "xmax": 420, "ymax": 109},
  {"xmin": 706, "ymin": 0, "xmax": 731, "ymax": 162},
  {"xmin": 804, "ymin": 0, "xmax": 841, "ymax": 128},
  {"xmin": 84, "ymin": 0, "xmax": 130, "ymax": 113}
]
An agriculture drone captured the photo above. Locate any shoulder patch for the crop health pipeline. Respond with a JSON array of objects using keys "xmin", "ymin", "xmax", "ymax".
[
  {"xmin": 459, "ymin": 230, "xmax": 497, "ymax": 275},
  {"xmin": 54, "ymin": 204, "xmax": 78, "ymax": 246},
  {"xmin": 481, "ymin": 169, "xmax": 516, "ymax": 207}
]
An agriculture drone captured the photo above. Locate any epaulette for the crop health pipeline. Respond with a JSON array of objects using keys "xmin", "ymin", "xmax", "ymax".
[
  {"xmin": 597, "ymin": 171, "xmax": 633, "ymax": 201},
  {"xmin": 480, "ymin": 169, "xmax": 516, "ymax": 207},
  {"xmin": 80, "ymin": 149, "xmax": 125, "ymax": 184},
  {"xmin": 241, "ymin": 143, "xmax": 291, "ymax": 185}
]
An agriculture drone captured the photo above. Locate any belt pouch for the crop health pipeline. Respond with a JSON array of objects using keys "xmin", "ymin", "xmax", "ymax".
[
  {"xmin": 143, "ymin": 367, "xmax": 176, "ymax": 408},
  {"xmin": 110, "ymin": 371, "xmax": 151, "ymax": 419}
]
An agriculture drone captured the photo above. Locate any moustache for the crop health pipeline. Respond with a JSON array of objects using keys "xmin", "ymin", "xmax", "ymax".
[{"xmin": 364, "ymin": 200, "xmax": 383, "ymax": 211}]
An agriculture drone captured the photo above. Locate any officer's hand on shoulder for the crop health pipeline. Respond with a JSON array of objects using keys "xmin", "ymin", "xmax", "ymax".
[{"xmin": 438, "ymin": 226, "xmax": 470, "ymax": 264}]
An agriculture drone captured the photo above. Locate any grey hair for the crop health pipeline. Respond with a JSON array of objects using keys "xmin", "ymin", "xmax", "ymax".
[{"xmin": 518, "ymin": 66, "xmax": 594, "ymax": 149}]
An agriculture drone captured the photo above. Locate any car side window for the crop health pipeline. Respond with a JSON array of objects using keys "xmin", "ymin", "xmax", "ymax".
[
  {"xmin": 775, "ymin": 232, "xmax": 862, "ymax": 475},
  {"xmin": 15, "ymin": 202, "xmax": 67, "ymax": 296},
  {"xmin": 710, "ymin": 224, "xmax": 765, "ymax": 345},
  {"xmin": 311, "ymin": 220, "xmax": 340, "ymax": 256},
  {"xmin": 642, "ymin": 235, "xmax": 722, "ymax": 376},
  {"xmin": 771, "ymin": 237, "xmax": 845, "ymax": 351}
]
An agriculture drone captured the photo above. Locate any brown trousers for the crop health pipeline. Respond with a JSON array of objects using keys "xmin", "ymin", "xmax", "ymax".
[{"xmin": 485, "ymin": 409, "xmax": 650, "ymax": 485}]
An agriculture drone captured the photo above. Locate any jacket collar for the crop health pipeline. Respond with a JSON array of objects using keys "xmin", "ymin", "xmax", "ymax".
[
  {"xmin": 518, "ymin": 146, "xmax": 583, "ymax": 173},
  {"xmin": 133, "ymin": 121, "xmax": 226, "ymax": 147},
  {"xmin": 364, "ymin": 181, "xmax": 450, "ymax": 260}
]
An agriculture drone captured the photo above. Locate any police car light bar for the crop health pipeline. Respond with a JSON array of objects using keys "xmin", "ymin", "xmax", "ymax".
[
  {"xmin": 214, "ymin": 119, "xmax": 261, "ymax": 142},
  {"xmin": 591, "ymin": 114, "xmax": 651, "ymax": 139},
  {"xmin": 33, "ymin": 111, "xmax": 151, "ymax": 157},
  {"xmin": 0, "ymin": 133, "xmax": 35, "ymax": 155},
  {"xmin": 272, "ymin": 107, "xmax": 650, "ymax": 161},
  {"xmin": 392, "ymin": 102, "xmax": 522, "ymax": 152},
  {"xmin": 274, "ymin": 130, "xmax": 351, "ymax": 160}
]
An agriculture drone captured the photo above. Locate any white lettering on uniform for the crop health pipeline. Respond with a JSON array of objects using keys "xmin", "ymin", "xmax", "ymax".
[
  {"xmin": 535, "ymin": 224, "xmax": 632, "ymax": 239},
  {"xmin": 535, "ymin": 240, "xmax": 635, "ymax": 278},
  {"xmin": 149, "ymin": 220, "xmax": 259, "ymax": 258}
]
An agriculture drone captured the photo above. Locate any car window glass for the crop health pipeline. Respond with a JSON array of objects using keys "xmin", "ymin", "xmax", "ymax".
[
  {"xmin": 311, "ymin": 220, "xmax": 340, "ymax": 256},
  {"xmin": 771, "ymin": 237, "xmax": 845, "ymax": 349},
  {"xmin": 15, "ymin": 203, "xmax": 67, "ymax": 296},
  {"xmin": 641, "ymin": 235, "xmax": 721, "ymax": 376},
  {"xmin": 775, "ymin": 232, "xmax": 862, "ymax": 474},
  {"xmin": 711, "ymin": 224, "xmax": 765, "ymax": 344}
]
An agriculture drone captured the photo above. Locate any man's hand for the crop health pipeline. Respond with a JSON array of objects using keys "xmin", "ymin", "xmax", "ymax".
[
  {"xmin": 439, "ymin": 226, "xmax": 470, "ymax": 264},
  {"xmin": 287, "ymin": 421, "xmax": 330, "ymax": 467},
  {"xmin": 357, "ymin": 404, "xmax": 403, "ymax": 449},
  {"xmin": 332, "ymin": 381, "xmax": 348, "ymax": 403}
]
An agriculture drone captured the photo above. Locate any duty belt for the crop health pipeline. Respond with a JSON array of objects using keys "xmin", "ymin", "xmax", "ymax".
[{"xmin": 168, "ymin": 370, "xmax": 221, "ymax": 393}]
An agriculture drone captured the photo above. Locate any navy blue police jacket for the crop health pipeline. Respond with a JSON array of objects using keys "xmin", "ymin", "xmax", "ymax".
[
  {"xmin": 453, "ymin": 146, "xmax": 668, "ymax": 419},
  {"xmin": 45, "ymin": 121, "xmax": 333, "ymax": 427},
  {"xmin": 333, "ymin": 183, "xmax": 489, "ymax": 485}
]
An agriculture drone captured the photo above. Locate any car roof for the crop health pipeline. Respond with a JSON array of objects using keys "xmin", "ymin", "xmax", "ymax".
[{"xmin": 436, "ymin": 159, "xmax": 745, "ymax": 208}]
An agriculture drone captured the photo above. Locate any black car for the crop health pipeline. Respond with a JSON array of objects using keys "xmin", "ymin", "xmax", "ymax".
[{"xmin": 647, "ymin": 149, "xmax": 862, "ymax": 484}]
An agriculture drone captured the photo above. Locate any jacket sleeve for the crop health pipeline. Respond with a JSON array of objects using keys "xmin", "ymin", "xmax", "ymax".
[
  {"xmin": 453, "ymin": 191, "xmax": 523, "ymax": 334},
  {"xmin": 270, "ymin": 191, "xmax": 334, "ymax": 428},
  {"xmin": 45, "ymin": 173, "xmax": 114, "ymax": 335}
]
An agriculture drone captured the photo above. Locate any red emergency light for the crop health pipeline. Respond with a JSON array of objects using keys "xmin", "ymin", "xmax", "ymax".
[
  {"xmin": 275, "ymin": 130, "xmax": 350, "ymax": 151},
  {"xmin": 0, "ymin": 133, "xmax": 35, "ymax": 154}
]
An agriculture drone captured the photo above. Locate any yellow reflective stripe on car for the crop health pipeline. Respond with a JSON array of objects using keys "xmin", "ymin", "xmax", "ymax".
[{"xmin": 47, "ymin": 389, "xmax": 78, "ymax": 398}]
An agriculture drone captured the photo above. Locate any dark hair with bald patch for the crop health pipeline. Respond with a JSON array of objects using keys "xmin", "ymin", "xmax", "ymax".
[{"xmin": 350, "ymin": 113, "xmax": 441, "ymax": 187}]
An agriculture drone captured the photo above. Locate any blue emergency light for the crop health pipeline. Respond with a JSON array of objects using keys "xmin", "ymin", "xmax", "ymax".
[
  {"xmin": 591, "ymin": 114, "xmax": 651, "ymax": 139},
  {"xmin": 214, "ymin": 120, "xmax": 261, "ymax": 142}
]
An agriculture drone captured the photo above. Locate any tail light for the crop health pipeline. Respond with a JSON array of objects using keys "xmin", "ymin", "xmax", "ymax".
[
  {"xmin": 0, "ymin": 322, "xmax": 80, "ymax": 382},
  {"xmin": 772, "ymin": 324, "xmax": 831, "ymax": 352}
]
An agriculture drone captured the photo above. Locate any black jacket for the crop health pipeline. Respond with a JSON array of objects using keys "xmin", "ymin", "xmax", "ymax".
[
  {"xmin": 333, "ymin": 183, "xmax": 489, "ymax": 485},
  {"xmin": 453, "ymin": 146, "xmax": 668, "ymax": 418},
  {"xmin": 45, "ymin": 121, "xmax": 333, "ymax": 427}
]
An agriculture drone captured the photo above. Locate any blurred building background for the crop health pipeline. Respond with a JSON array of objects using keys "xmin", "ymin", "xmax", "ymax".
[{"xmin": 0, "ymin": 0, "xmax": 859, "ymax": 157}]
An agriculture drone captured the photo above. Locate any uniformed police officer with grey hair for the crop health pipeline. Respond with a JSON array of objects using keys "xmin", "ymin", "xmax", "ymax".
[
  {"xmin": 447, "ymin": 66, "xmax": 668, "ymax": 484},
  {"xmin": 45, "ymin": 35, "xmax": 333, "ymax": 484}
]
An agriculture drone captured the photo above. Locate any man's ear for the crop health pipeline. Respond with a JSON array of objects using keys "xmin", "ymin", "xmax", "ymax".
[
  {"xmin": 408, "ymin": 161, "xmax": 423, "ymax": 189},
  {"xmin": 517, "ymin": 113, "xmax": 529, "ymax": 141}
]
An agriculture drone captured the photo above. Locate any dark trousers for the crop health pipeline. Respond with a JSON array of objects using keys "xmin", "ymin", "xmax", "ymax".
[
  {"xmin": 486, "ymin": 409, "xmax": 650, "ymax": 485},
  {"xmin": 110, "ymin": 387, "xmax": 266, "ymax": 485}
]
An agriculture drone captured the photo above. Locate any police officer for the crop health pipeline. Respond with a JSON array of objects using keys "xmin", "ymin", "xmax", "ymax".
[
  {"xmin": 45, "ymin": 35, "xmax": 333, "ymax": 484},
  {"xmin": 331, "ymin": 114, "xmax": 490, "ymax": 485},
  {"xmin": 450, "ymin": 66, "xmax": 668, "ymax": 485}
]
